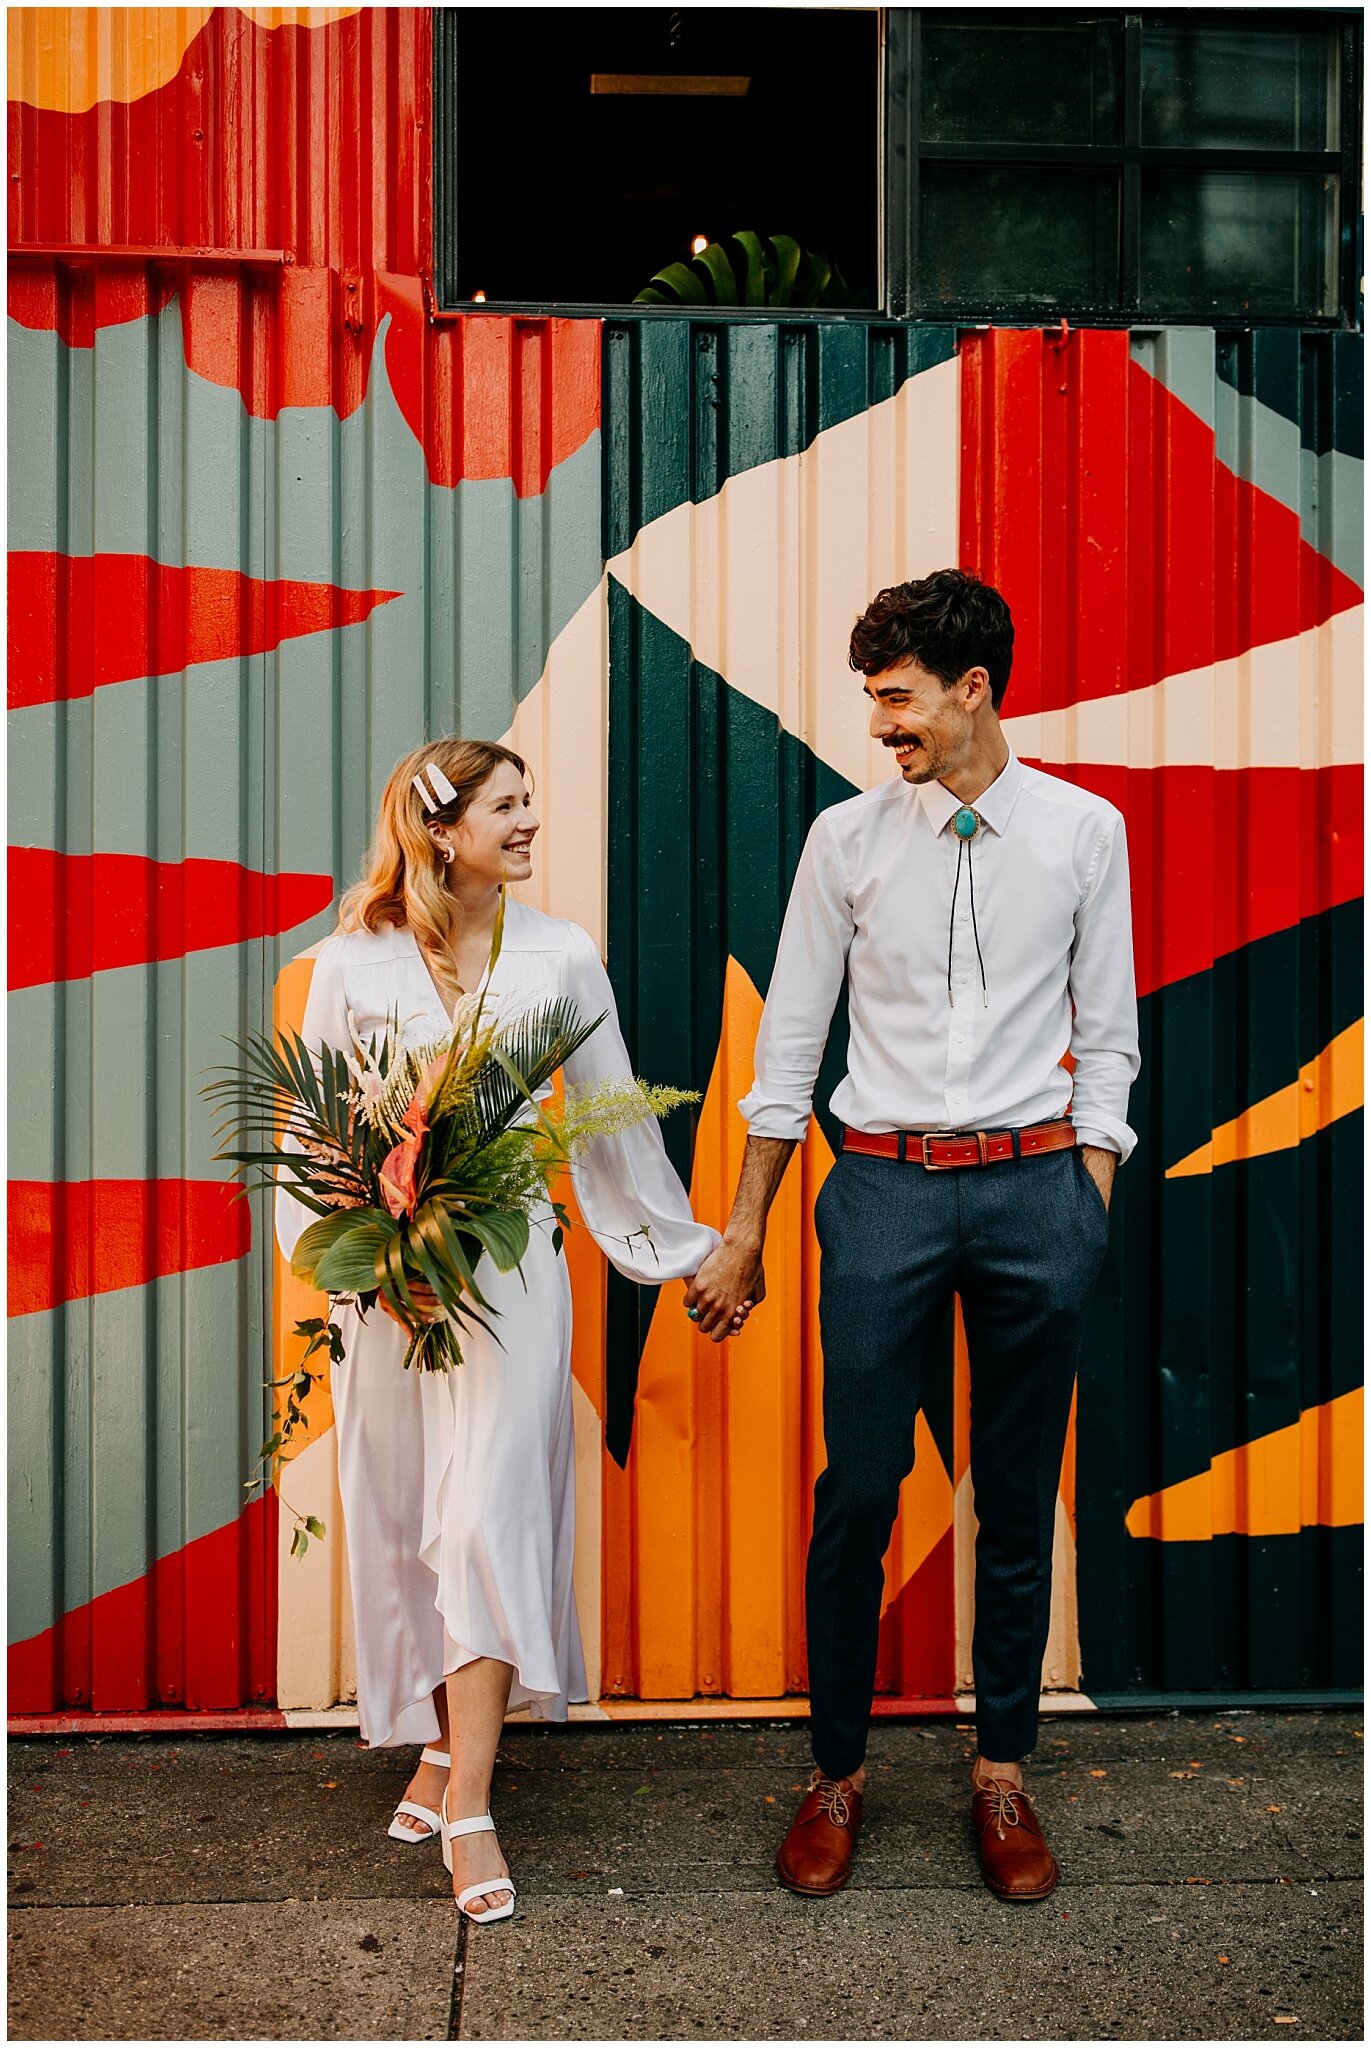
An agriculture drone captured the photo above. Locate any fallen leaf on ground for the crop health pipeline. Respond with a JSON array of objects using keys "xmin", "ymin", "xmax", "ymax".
[
  {"xmin": 1089, "ymin": 1769, "xmax": 1108, "ymax": 1778},
  {"xmin": 1169, "ymin": 1770, "xmax": 1197, "ymax": 1779},
  {"xmin": 1218, "ymin": 1956, "xmax": 1230, "ymax": 1965},
  {"xmin": 1266, "ymin": 1805, "xmax": 1282, "ymax": 1813}
]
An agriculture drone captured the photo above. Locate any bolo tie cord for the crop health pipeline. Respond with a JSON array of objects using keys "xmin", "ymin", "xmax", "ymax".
[{"xmin": 947, "ymin": 830, "xmax": 989, "ymax": 1008}]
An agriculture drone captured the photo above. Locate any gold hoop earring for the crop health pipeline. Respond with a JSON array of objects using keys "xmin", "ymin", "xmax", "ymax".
[{"xmin": 440, "ymin": 844, "xmax": 454, "ymax": 866}]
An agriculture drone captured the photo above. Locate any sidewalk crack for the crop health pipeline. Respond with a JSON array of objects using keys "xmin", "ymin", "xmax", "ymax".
[{"xmin": 447, "ymin": 1913, "xmax": 468, "ymax": 2040}]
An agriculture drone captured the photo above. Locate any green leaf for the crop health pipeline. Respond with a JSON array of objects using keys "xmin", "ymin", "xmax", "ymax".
[
  {"xmin": 290, "ymin": 1528, "xmax": 308, "ymax": 1559},
  {"xmin": 462, "ymin": 1207, "xmax": 530, "ymax": 1274},
  {"xmin": 304, "ymin": 1515, "xmax": 327, "ymax": 1540},
  {"xmin": 733, "ymin": 231, "xmax": 766, "ymax": 307},
  {"xmin": 308, "ymin": 1216, "xmax": 400, "ymax": 1295},
  {"xmin": 292, "ymin": 1209, "xmax": 371, "ymax": 1274},
  {"xmin": 697, "ymin": 240, "xmax": 738, "ymax": 305},
  {"xmin": 551, "ymin": 1225, "xmax": 564, "ymax": 1256},
  {"xmin": 649, "ymin": 261, "xmax": 708, "ymax": 305},
  {"xmin": 769, "ymin": 234, "xmax": 802, "ymax": 305}
]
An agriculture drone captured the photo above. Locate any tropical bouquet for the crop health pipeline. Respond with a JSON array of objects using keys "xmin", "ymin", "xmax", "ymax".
[{"xmin": 205, "ymin": 895, "xmax": 695, "ymax": 1530}]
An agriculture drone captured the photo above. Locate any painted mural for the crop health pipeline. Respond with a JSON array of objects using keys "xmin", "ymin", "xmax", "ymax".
[{"xmin": 7, "ymin": 7, "xmax": 1363, "ymax": 1720}]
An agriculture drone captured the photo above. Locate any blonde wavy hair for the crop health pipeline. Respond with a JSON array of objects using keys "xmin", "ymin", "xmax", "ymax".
[{"xmin": 337, "ymin": 737, "xmax": 530, "ymax": 961}]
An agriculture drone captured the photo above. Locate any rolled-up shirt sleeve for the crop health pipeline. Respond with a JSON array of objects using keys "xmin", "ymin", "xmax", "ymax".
[
  {"xmin": 1068, "ymin": 814, "xmax": 1140, "ymax": 1161},
  {"xmin": 738, "ymin": 814, "xmax": 854, "ymax": 1142}
]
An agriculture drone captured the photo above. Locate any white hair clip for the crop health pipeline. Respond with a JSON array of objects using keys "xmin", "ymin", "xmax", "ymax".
[{"xmin": 410, "ymin": 761, "xmax": 459, "ymax": 813}]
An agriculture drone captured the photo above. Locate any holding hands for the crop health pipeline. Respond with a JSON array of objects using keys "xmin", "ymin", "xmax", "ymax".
[{"xmin": 685, "ymin": 1243, "xmax": 766, "ymax": 1344}]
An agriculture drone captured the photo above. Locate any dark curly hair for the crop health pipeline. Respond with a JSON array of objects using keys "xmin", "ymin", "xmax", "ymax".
[{"xmin": 848, "ymin": 568, "xmax": 1014, "ymax": 710}]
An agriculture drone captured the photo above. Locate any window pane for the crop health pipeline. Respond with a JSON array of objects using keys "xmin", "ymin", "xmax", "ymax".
[
  {"xmin": 1141, "ymin": 25, "xmax": 1340, "ymax": 151},
  {"xmin": 921, "ymin": 17, "xmax": 1120, "ymax": 145},
  {"xmin": 448, "ymin": 7, "xmax": 878, "ymax": 307},
  {"xmin": 917, "ymin": 167, "xmax": 1117, "ymax": 310},
  {"xmin": 1140, "ymin": 171, "xmax": 1339, "ymax": 318}
]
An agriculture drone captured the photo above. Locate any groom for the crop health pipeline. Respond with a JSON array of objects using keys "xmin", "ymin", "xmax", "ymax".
[{"xmin": 686, "ymin": 569, "xmax": 1139, "ymax": 1901}]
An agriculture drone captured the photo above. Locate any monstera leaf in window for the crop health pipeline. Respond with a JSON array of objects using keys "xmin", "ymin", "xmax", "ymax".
[{"xmin": 635, "ymin": 230, "xmax": 859, "ymax": 308}]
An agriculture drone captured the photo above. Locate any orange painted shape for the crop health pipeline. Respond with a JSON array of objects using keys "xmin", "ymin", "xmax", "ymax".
[
  {"xmin": 1167, "ymin": 1019, "xmax": 1364, "ymax": 1178},
  {"xmin": 879, "ymin": 1411, "xmax": 954, "ymax": 1617},
  {"xmin": 1124, "ymin": 1388, "xmax": 1363, "ymax": 1541},
  {"xmin": 1060, "ymin": 1383, "xmax": 1078, "ymax": 1535},
  {"xmin": 605, "ymin": 958, "xmax": 836, "ymax": 1701},
  {"xmin": 7, "ymin": 8, "xmax": 362, "ymax": 114},
  {"xmin": 271, "ymin": 953, "xmax": 335, "ymax": 1451},
  {"xmin": 7, "ymin": 8, "xmax": 215, "ymax": 114}
]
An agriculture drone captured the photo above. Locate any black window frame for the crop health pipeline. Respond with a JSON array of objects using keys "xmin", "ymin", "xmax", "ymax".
[
  {"xmin": 433, "ymin": 8, "xmax": 1363, "ymax": 328},
  {"xmin": 886, "ymin": 7, "xmax": 1363, "ymax": 329}
]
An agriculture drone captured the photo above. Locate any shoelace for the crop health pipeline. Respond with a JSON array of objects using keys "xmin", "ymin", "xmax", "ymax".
[
  {"xmin": 977, "ymin": 1779, "xmax": 1028, "ymax": 1840},
  {"xmin": 809, "ymin": 1770, "xmax": 852, "ymax": 1828}
]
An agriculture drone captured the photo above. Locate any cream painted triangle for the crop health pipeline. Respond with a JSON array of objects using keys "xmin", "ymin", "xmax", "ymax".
[{"xmin": 606, "ymin": 354, "xmax": 961, "ymax": 797}]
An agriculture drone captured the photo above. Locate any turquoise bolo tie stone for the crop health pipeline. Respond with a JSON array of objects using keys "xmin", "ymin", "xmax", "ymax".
[{"xmin": 953, "ymin": 806, "xmax": 980, "ymax": 840}]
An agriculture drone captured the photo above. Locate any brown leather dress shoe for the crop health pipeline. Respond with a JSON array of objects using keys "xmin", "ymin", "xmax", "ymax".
[
  {"xmin": 775, "ymin": 1769, "xmax": 864, "ymax": 1896},
  {"xmin": 972, "ymin": 1779, "xmax": 1060, "ymax": 1901}
]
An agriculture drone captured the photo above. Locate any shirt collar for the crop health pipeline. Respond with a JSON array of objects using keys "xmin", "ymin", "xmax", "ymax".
[{"xmin": 914, "ymin": 749, "xmax": 1023, "ymax": 838}]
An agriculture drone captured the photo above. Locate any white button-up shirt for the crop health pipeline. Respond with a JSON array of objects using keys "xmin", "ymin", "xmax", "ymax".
[{"xmin": 739, "ymin": 751, "xmax": 1140, "ymax": 1160}]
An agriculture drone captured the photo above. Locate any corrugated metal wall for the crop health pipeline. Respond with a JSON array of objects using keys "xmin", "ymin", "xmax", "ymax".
[
  {"xmin": 7, "ymin": 7, "xmax": 610, "ymax": 1713},
  {"xmin": 9, "ymin": 7, "xmax": 1362, "ymax": 1718},
  {"xmin": 601, "ymin": 315, "xmax": 1362, "ymax": 1702}
]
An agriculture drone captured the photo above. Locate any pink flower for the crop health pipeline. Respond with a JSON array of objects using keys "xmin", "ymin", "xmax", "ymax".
[
  {"xmin": 378, "ymin": 1135, "xmax": 422, "ymax": 1218},
  {"xmin": 380, "ymin": 1100, "xmax": 427, "ymax": 1218}
]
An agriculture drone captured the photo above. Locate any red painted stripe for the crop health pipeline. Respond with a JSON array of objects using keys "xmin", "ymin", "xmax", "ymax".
[
  {"xmin": 8, "ymin": 1179, "xmax": 251, "ymax": 1318},
  {"xmin": 959, "ymin": 329, "xmax": 1362, "ymax": 720},
  {"xmin": 1022, "ymin": 761, "xmax": 1364, "ymax": 999},
  {"xmin": 7, "ymin": 11, "xmax": 426, "ymax": 316},
  {"xmin": 379, "ymin": 274, "xmax": 602, "ymax": 493},
  {"xmin": 7, "ymin": 1710, "xmax": 288, "ymax": 1735},
  {"xmin": 8, "ymin": 1490, "xmax": 278, "ymax": 1714},
  {"xmin": 876, "ymin": 1525, "xmax": 956, "ymax": 1703},
  {"xmin": 7, "ymin": 848, "xmax": 334, "ymax": 988},
  {"xmin": 7, "ymin": 552, "xmax": 400, "ymax": 709}
]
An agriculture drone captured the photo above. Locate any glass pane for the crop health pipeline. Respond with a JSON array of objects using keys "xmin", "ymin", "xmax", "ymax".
[
  {"xmin": 917, "ymin": 167, "xmax": 1117, "ymax": 310},
  {"xmin": 1140, "ymin": 171, "xmax": 1339, "ymax": 318},
  {"xmin": 1141, "ymin": 25, "xmax": 1340, "ymax": 151},
  {"xmin": 921, "ymin": 17, "xmax": 1120, "ymax": 145}
]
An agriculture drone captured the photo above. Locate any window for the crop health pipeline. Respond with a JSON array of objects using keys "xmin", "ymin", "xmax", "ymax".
[
  {"xmin": 434, "ymin": 8, "xmax": 880, "ymax": 311},
  {"xmin": 434, "ymin": 10, "xmax": 1361, "ymax": 326},
  {"xmin": 887, "ymin": 10, "xmax": 1359, "ymax": 325}
]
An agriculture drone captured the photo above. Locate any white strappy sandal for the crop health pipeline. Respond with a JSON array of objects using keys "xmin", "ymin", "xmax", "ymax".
[
  {"xmin": 386, "ymin": 1746, "xmax": 451, "ymax": 1843},
  {"xmin": 441, "ymin": 1790, "xmax": 516, "ymax": 1925}
]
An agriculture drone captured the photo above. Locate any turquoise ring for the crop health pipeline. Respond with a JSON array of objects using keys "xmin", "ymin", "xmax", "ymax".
[{"xmin": 686, "ymin": 1306, "xmax": 700, "ymax": 1321}]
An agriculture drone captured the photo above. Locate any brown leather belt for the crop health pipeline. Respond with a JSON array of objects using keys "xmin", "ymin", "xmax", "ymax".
[{"xmin": 842, "ymin": 1120, "xmax": 1077, "ymax": 1171}]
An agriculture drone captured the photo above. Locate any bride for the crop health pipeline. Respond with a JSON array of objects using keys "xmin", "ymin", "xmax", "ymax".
[{"xmin": 276, "ymin": 738, "xmax": 754, "ymax": 1923}]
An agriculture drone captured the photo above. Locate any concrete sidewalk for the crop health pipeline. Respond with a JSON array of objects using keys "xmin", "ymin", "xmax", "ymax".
[{"xmin": 7, "ymin": 1710, "xmax": 1362, "ymax": 2041}]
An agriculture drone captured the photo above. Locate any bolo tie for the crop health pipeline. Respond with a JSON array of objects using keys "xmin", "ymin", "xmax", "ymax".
[{"xmin": 948, "ymin": 805, "xmax": 988, "ymax": 1007}]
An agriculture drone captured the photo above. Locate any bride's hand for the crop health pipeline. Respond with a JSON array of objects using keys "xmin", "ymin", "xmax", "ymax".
[{"xmin": 379, "ymin": 1278, "xmax": 441, "ymax": 1329}]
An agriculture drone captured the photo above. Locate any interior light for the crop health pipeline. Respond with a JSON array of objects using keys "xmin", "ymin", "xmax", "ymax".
[
  {"xmin": 472, "ymin": 290, "xmax": 487, "ymax": 303},
  {"xmin": 691, "ymin": 235, "xmax": 709, "ymax": 257},
  {"xmin": 591, "ymin": 74, "xmax": 750, "ymax": 97}
]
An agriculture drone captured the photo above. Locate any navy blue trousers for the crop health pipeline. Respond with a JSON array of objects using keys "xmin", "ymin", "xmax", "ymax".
[{"xmin": 806, "ymin": 1144, "xmax": 1110, "ymax": 1777}]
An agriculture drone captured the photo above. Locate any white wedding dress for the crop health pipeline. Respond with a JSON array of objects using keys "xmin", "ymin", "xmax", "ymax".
[{"xmin": 275, "ymin": 900, "xmax": 719, "ymax": 1746}]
